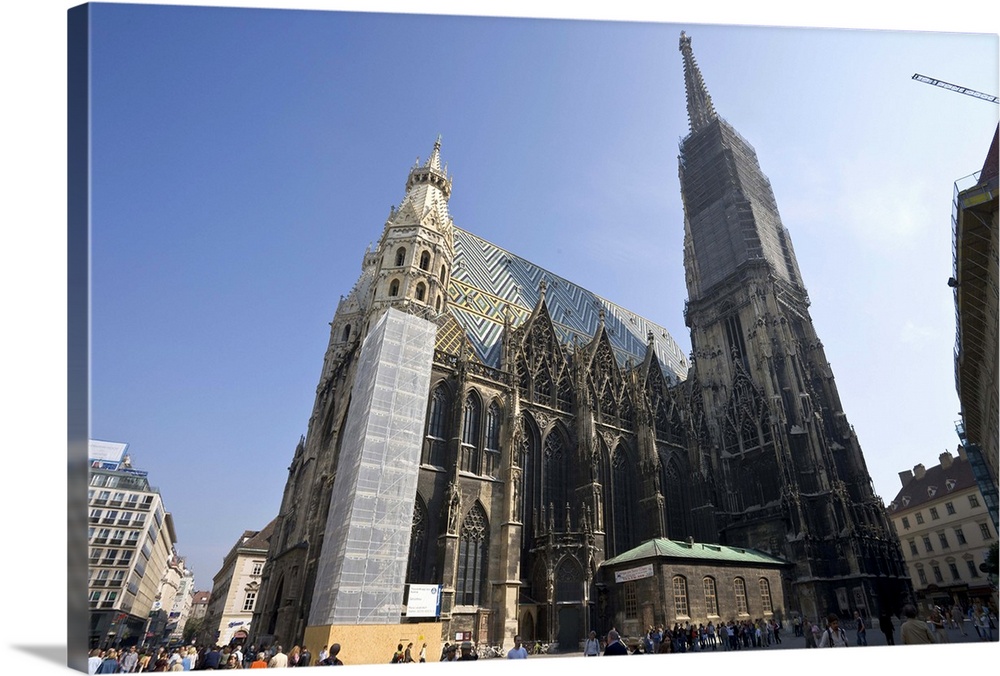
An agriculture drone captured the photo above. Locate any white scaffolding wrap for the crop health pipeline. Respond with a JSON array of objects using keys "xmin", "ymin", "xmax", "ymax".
[{"xmin": 308, "ymin": 308, "xmax": 437, "ymax": 625}]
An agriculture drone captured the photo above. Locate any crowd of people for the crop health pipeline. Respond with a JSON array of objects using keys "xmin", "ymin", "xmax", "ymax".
[
  {"xmin": 88, "ymin": 598, "xmax": 996, "ymax": 671},
  {"xmin": 87, "ymin": 642, "xmax": 347, "ymax": 672}
]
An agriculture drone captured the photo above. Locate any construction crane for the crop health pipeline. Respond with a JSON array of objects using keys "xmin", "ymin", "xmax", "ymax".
[{"xmin": 912, "ymin": 73, "xmax": 999, "ymax": 104}]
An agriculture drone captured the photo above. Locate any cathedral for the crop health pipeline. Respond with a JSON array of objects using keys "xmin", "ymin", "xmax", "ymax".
[{"xmin": 249, "ymin": 32, "xmax": 910, "ymax": 651}]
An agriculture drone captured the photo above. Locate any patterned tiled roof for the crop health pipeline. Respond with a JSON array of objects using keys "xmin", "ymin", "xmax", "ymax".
[
  {"xmin": 602, "ymin": 538, "xmax": 790, "ymax": 568},
  {"xmin": 887, "ymin": 454, "xmax": 978, "ymax": 514},
  {"xmin": 448, "ymin": 228, "xmax": 689, "ymax": 382}
]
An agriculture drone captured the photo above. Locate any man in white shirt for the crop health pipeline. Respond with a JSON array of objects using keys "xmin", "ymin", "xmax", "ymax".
[
  {"xmin": 88, "ymin": 649, "xmax": 103, "ymax": 675},
  {"xmin": 583, "ymin": 630, "xmax": 600, "ymax": 656},
  {"xmin": 507, "ymin": 635, "xmax": 529, "ymax": 659},
  {"xmin": 818, "ymin": 615, "xmax": 850, "ymax": 647}
]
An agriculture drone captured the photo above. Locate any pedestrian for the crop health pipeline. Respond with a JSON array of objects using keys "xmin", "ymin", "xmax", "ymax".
[
  {"xmin": 403, "ymin": 642, "xmax": 414, "ymax": 663},
  {"xmin": 221, "ymin": 654, "xmax": 240, "ymax": 670},
  {"xmin": 299, "ymin": 646, "xmax": 312, "ymax": 667},
  {"xmin": 318, "ymin": 646, "xmax": 329, "ymax": 664},
  {"xmin": 878, "ymin": 611, "xmax": 895, "ymax": 645},
  {"xmin": 249, "ymin": 653, "xmax": 268, "ymax": 669},
  {"xmin": 89, "ymin": 649, "xmax": 104, "ymax": 675},
  {"xmin": 322, "ymin": 644, "xmax": 344, "ymax": 666},
  {"xmin": 418, "ymin": 643, "xmax": 427, "ymax": 663},
  {"xmin": 818, "ymin": 614, "xmax": 849, "ymax": 647},
  {"xmin": 805, "ymin": 618, "xmax": 820, "ymax": 648},
  {"xmin": 203, "ymin": 645, "xmax": 224, "ymax": 670},
  {"xmin": 853, "ymin": 610, "xmax": 867, "ymax": 646},
  {"xmin": 288, "ymin": 646, "xmax": 301, "ymax": 667},
  {"xmin": 603, "ymin": 629, "xmax": 629, "ymax": 656},
  {"xmin": 441, "ymin": 645, "xmax": 458, "ymax": 662},
  {"xmin": 96, "ymin": 649, "xmax": 121, "ymax": 674},
  {"xmin": 929, "ymin": 606, "xmax": 949, "ymax": 643},
  {"xmin": 391, "ymin": 643, "xmax": 405, "ymax": 664},
  {"xmin": 900, "ymin": 604, "xmax": 936, "ymax": 644},
  {"xmin": 267, "ymin": 646, "xmax": 288, "ymax": 668},
  {"xmin": 457, "ymin": 641, "xmax": 478, "ymax": 661},
  {"xmin": 583, "ymin": 630, "xmax": 601, "ymax": 656},
  {"xmin": 506, "ymin": 635, "xmax": 528, "ymax": 659}
]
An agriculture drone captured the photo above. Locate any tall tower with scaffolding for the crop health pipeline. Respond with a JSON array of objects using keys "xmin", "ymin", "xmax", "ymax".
[{"xmin": 676, "ymin": 31, "xmax": 911, "ymax": 617}]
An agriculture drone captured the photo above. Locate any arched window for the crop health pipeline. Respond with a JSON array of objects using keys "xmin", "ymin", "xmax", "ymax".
[
  {"xmin": 456, "ymin": 504, "xmax": 489, "ymax": 606},
  {"xmin": 758, "ymin": 578, "xmax": 773, "ymax": 614},
  {"xmin": 703, "ymin": 577, "xmax": 718, "ymax": 616},
  {"xmin": 395, "ymin": 247, "xmax": 406, "ymax": 266},
  {"xmin": 341, "ymin": 324, "xmax": 351, "ymax": 342},
  {"xmin": 734, "ymin": 578, "xmax": 748, "ymax": 615},
  {"xmin": 461, "ymin": 393, "xmax": 481, "ymax": 473},
  {"xmin": 673, "ymin": 576, "xmax": 689, "ymax": 617},
  {"xmin": 543, "ymin": 431, "xmax": 568, "ymax": 529},
  {"xmin": 415, "ymin": 282, "xmax": 426, "ymax": 302},
  {"xmin": 389, "ymin": 279, "xmax": 400, "ymax": 297},
  {"xmin": 484, "ymin": 401, "xmax": 502, "ymax": 478},
  {"xmin": 611, "ymin": 445, "xmax": 636, "ymax": 554},
  {"xmin": 423, "ymin": 385, "xmax": 449, "ymax": 466},
  {"xmin": 436, "ymin": 295, "xmax": 442, "ymax": 312},
  {"xmin": 440, "ymin": 265, "xmax": 447, "ymax": 282},
  {"xmin": 419, "ymin": 251, "xmax": 431, "ymax": 271},
  {"xmin": 406, "ymin": 498, "xmax": 428, "ymax": 584}
]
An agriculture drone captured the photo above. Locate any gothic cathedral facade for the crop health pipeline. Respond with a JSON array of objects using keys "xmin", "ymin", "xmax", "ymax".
[{"xmin": 249, "ymin": 33, "xmax": 909, "ymax": 650}]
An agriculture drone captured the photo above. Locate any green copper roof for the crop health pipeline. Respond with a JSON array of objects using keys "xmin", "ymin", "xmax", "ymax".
[{"xmin": 602, "ymin": 538, "xmax": 791, "ymax": 568}]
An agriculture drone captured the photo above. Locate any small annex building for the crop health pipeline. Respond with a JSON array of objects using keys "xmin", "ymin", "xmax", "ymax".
[{"xmin": 598, "ymin": 538, "xmax": 793, "ymax": 640}]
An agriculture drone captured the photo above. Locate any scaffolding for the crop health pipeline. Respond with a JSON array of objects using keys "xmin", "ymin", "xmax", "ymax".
[{"xmin": 308, "ymin": 308, "xmax": 437, "ymax": 625}]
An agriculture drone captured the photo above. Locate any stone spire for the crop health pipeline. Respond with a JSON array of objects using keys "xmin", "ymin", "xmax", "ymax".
[{"xmin": 679, "ymin": 31, "xmax": 717, "ymax": 133}]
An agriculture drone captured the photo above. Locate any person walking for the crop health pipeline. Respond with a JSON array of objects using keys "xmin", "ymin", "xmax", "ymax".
[
  {"xmin": 583, "ymin": 630, "xmax": 601, "ymax": 657},
  {"xmin": 89, "ymin": 649, "xmax": 104, "ymax": 675},
  {"xmin": 853, "ymin": 611, "xmax": 867, "ymax": 646},
  {"xmin": 603, "ymin": 630, "xmax": 628, "ymax": 656},
  {"xmin": 322, "ymin": 644, "xmax": 344, "ymax": 666},
  {"xmin": 403, "ymin": 643, "xmax": 415, "ymax": 663},
  {"xmin": 267, "ymin": 646, "xmax": 288, "ymax": 668},
  {"xmin": 507, "ymin": 635, "xmax": 528, "ymax": 659},
  {"xmin": 818, "ymin": 615, "xmax": 849, "ymax": 647},
  {"xmin": 929, "ymin": 607, "xmax": 949, "ymax": 643},
  {"xmin": 418, "ymin": 643, "xmax": 427, "ymax": 663},
  {"xmin": 900, "ymin": 605, "xmax": 936, "ymax": 645},
  {"xmin": 878, "ymin": 611, "xmax": 895, "ymax": 645},
  {"xmin": 249, "ymin": 652, "xmax": 268, "ymax": 669},
  {"xmin": 96, "ymin": 649, "xmax": 121, "ymax": 674}
]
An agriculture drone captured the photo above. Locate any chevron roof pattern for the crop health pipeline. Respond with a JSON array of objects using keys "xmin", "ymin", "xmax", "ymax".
[{"xmin": 448, "ymin": 228, "xmax": 689, "ymax": 383}]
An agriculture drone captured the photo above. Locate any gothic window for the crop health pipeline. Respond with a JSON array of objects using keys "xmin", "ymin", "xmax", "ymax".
[
  {"xmin": 415, "ymin": 282, "xmax": 426, "ymax": 302},
  {"xmin": 543, "ymin": 430, "xmax": 568, "ymax": 529},
  {"xmin": 758, "ymin": 578, "xmax": 773, "ymax": 614},
  {"xmin": 389, "ymin": 279, "xmax": 400, "ymax": 297},
  {"xmin": 556, "ymin": 374, "xmax": 573, "ymax": 412},
  {"xmin": 484, "ymin": 401, "xmax": 502, "ymax": 479},
  {"xmin": 556, "ymin": 559, "xmax": 583, "ymax": 603},
  {"xmin": 440, "ymin": 265, "xmax": 447, "ymax": 283},
  {"xmin": 724, "ymin": 313, "xmax": 748, "ymax": 368},
  {"xmin": 703, "ymin": 577, "xmax": 718, "ymax": 616},
  {"xmin": 436, "ymin": 295, "xmax": 441, "ymax": 312},
  {"xmin": 406, "ymin": 497, "xmax": 428, "ymax": 584},
  {"xmin": 534, "ymin": 368, "xmax": 552, "ymax": 406},
  {"xmin": 734, "ymin": 578, "xmax": 748, "ymax": 615},
  {"xmin": 673, "ymin": 576, "xmax": 689, "ymax": 617},
  {"xmin": 456, "ymin": 504, "xmax": 488, "ymax": 606},
  {"xmin": 395, "ymin": 247, "xmax": 406, "ymax": 266},
  {"xmin": 661, "ymin": 456, "xmax": 687, "ymax": 539},
  {"xmin": 423, "ymin": 385, "xmax": 449, "ymax": 466},
  {"xmin": 461, "ymin": 393, "xmax": 482, "ymax": 473},
  {"xmin": 341, "ymin": 324, "xmax": 351, "ymax": 342},
  {"xmin": 611, "ymin": 446, "xmax": 636, "ymax": 554},
  {"xmin": 419, "ymin": 251, "xmax": 431, "ymax": 271}
]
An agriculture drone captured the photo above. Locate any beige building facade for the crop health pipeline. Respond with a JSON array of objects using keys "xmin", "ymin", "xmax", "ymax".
[
  {"xmin": 202, "ymin": 520, "xmax": 275, "ymax": 647},
  {"xmin": 888, "ymin": 449, "xmax": 995, "ymax": 610}
]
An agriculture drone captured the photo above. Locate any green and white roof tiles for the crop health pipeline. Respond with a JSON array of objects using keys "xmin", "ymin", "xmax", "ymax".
[
  {"xmin": 448, "ymin": 227, "xmax": 689, "ymax": 383},
  {"xmin": 602, "ymin": 537, "xmax": 792, "ymax": 569}
]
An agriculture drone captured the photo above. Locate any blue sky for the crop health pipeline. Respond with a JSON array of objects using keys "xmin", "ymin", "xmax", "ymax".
[{"xmin": 3, "ymin": 1, "xmax": 998, "ymax": 673}]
